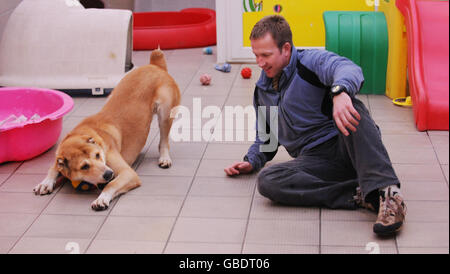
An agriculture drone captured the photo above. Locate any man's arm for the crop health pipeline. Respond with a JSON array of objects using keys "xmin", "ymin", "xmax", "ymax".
[
  {"xmin": 300, "ymin": 49, "xmax": 364, "ymax": 135},
  {"xmin": 299, "ymin": 49, "xmax": 364, "ymax": 97}
]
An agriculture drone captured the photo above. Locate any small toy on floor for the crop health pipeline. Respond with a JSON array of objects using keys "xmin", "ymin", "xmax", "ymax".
[
  {"xmin": 215, "ymin": 63, "xmax": 231, "ymax": 73},
  {"xmin": 200, "ymin": 73, "xmax": 212, "ymax": 85},
  {"xmin": 203, "ymin": 47, "xmax": 213, "ymax": 55},
  {"xmin": 71, "ymin": 180, "xmax": 95, "ymax": 191},
  {"xmin": 241, "ymin": 67, "xmax": 252, "ymax": 79}
]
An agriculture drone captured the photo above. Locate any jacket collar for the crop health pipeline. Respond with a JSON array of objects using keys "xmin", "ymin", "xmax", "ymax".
[{"xmin": 256, "ymin": 45, "xmax": 298, "ymax": 92}]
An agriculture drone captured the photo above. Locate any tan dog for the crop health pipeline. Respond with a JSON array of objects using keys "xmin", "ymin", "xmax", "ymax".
[{"xmin": 33, "ymin": 49, "xmax": 180, "ymax": 210}]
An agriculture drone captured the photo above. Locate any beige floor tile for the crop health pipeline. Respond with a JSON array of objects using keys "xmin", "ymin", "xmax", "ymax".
[
  {"xmin": 14, "ymin": 153, "xmax": 55, "ymax": 174},
  {"xmin": 87, "ymin": 239, "xmax": 165, "ymax": 254},
  {"xmin": 401, "ymin": 180, "xmax": 449, "ymax": 201},
  {"xmin": 70, "ymin": 97, "xmax": 108, "ymax": 117},
  {"xmin": 428, "ymin": 131, "xmax": 449, "ymax": 137},
  {"xmin": 43, "ymin": 193, "xmax": 115, "ymax": 216},
  {"xmin": 321, "ymin": 221, "xmax": 397, "ymax": 247},
  {"xmin": 429, "ymin": 135, "xmax": 449, "ymax": 165},
  {"xmin": 136, "ymin": 158, "xmax": 200, "ymax": 177},
  {"xmin": 225, "ymin": 95, "xmax": 254, "ymax": 108},
  {"xmin": 371, "ymin": 107, "xmax": 414, "ymax": 123},
  {"xmin": 442, "ymin": 165, "xmax": 449, "ymax": 183},
  {"xmin": 435, "ymin": 147, "xmax": 449, "ymax": 165},
  {"xmin": 0, "ymin": 213, "xmax": 37, "ymax": 237},
  {"xmin": 196, "ymin": 159, "xmax": 242, "ymax": 177},
  {"xmin": 393, "ymin": 164, "xmax": 446, "ymax": 182},
  {"xmin": 111, "ymin": 195, "xmax": 184, "ymax": 217},
  {"xmin": 398, "ymin": 247, "xmax": 449, "ymax": 254},
  {"xmin": 355, "ymin": 94, "xmax": 370, "ymax": 108},
  {"xmin": 0, "ymin": 174, "xmax": 49, "ymax": 193},
  {"xmin": 382, "ymin": 134, "xmax": 433, "ymax": 149},
  {"xmin": 321, "ymin": 208, "xmax": 377, "ymax": 222},
  {"xmin": 165, "ymin": 242, "xmax": 242, "ymax": 254},
  {"xmin": 126, "ymin": 175, "xmax": 192, "ymax": 196},
  {"xmin": 170, "ymin": 217, "xmax": 247, "ymax": 243},
  {"xmin": 246, "ymin": 219, "xmax": 319, "ymax": 246},
  {"xmin": 396, "ymin": 222, "xmax": 449, "ymax": 248},
  {"xmin": 208, "ymin": 129, "xmax": 256, "ymax": 144},
  {"xmin": 203, "ymin": 143, "xmax": 250, "ymax": 160},
  {"xmin": 9, "ymin": 237, "xmax": 90, "ymax": 254},
  {"xmin": 243, "ymin": 243, "xmax": 319, "ymax": 254},
  {"xmin": 145, "ymin": 141, "xmax": 208, "ymax": 159},
  {"xmin": 377, "ymin": 121, "xmax": 425, "ymax": 135},
  {"xmin": 229, "ymin": 86, "xmax": 255, "ymax": 97},
  {"xmin": 367, "ymin": 94, "xmax": 400, "ymax": 109},
  {"xmin": 25, "ymin": 214, "xmax": 105, "ymax": 239},
  {"xmin": 96, "ymin": 216, "xmax": 175, "ymax": 242},
  {"xmin": 184, "ymin": 84, "xmax": 230, "ymax": 97},
  {"xmin": 402, "ymin": 201, "xmax": 449, "ymax": 223},
  {"xmin": 386, "ymin": 148, "xmax": 438, "ymax": 164},
  {"xmin": 0, "ymin": 237, "xmax": 18, "ymax": 254},
  {"xmin": 180, "ymin": 196, "xmax": 252, "ymax": 219},
  {"xmin": 321, "ymin": 245, "xmax": 397, "ymax": 254},
  {"xmin": 179, "ymin": 94, "xmax": 228, "ymax": 112},
  {"xmin": 0, "ymin": 193, "xmax": 52, "ymax": 214},
  {"xmin": 0, "ymin": 174, "xmax": 10, "ymax": 186},
  {"xmin": 250, "ymin": 197, "xmax": 319, "ymax": 221},
  {"xmin": 0, "ymin": 162, "xmax": 21, "ymax": 174},
  {"xmin": 189, "ymin": 176, "xmax": 255, "ymax": 197}
]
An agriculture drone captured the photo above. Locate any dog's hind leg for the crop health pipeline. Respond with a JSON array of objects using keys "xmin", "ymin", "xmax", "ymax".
[{"xmin": 156, "ymin": 98, "xmax": 175, "ymax": 169}]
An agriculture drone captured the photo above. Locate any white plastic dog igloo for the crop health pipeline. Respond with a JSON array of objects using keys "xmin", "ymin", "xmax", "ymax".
[{"xmin": 0, "ymin": 0, "xmax": 133, "ymax": 95}]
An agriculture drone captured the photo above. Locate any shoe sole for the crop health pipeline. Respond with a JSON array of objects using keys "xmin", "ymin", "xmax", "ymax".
[{"xmin": 373, "ymin": 221, "xmax": 403, "ymax": 236}]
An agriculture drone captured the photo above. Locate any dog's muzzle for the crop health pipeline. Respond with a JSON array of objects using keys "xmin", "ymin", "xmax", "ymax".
[{"xmin": 98, "ymin": 170, "xmax": 115, "ymax": 190}]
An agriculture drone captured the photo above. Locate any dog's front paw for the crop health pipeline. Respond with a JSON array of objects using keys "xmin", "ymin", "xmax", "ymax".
[
  {"xmin": 158, "ymin": 157, "xmax": 172, "ymax": 169},
  {"xmin": 91, "ymin": 193, "xmax": 112, "ymax": 211},
  {"xmin": 33, "ymin": 179, "xmax": 55, "ymax": 195}
]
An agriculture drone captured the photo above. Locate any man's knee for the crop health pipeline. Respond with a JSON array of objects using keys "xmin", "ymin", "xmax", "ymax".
[{"xmin": 256, "ymin": 166, "xmax": 281, "ymax": 199}]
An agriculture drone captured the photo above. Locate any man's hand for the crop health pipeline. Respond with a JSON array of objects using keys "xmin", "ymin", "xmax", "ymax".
[
  {"xmin": 224, "ymin": 161, "xmax": 253, "ymax": 176},
  {"xmin": 332, "ymin": 92, "xmax": 361, "ymax": 136}
]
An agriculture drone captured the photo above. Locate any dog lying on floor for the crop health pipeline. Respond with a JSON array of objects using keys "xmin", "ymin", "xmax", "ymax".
[{"xmin": 33, "ymin": 49, "xmax": 181, "ymax": 210}]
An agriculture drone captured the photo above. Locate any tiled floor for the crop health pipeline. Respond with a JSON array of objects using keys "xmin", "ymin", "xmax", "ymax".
[{"xmin": 0, "ymin": 47, "xmax": 448, "ymax": 254}]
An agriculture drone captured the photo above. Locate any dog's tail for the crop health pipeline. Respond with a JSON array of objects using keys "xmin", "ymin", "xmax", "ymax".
[{"xmin": 150, "ymin": 45, "xmax": 167, "ymax": 72}]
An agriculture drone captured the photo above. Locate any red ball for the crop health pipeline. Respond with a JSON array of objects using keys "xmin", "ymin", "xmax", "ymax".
[{"xmin": 241, "ymin": 67, "xmax": 252, "ymax": 79}]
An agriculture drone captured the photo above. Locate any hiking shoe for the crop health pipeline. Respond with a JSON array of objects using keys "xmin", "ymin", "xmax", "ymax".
[
  {"xmin": 373, "ymin": 187, "xmax": 407, "ymax": 236},
  {"xmin": 352, "ymin": 187, "xmax": 378, "ymax": 212}
]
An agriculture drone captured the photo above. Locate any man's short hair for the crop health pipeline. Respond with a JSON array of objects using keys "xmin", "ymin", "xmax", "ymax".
[{"xmin": 250, "ymin": 15, "xmax": 294, "ymax": 52}]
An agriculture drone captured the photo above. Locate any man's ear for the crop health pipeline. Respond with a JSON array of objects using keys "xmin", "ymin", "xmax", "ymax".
[{"xmin": 282, "ymin": 42, "xmax": 291, "ymax": 57}]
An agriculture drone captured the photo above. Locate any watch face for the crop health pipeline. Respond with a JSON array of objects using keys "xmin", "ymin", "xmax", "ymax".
[{"xmin": 332, "ymin": 86, "xmax": 341, "ymax": 93}]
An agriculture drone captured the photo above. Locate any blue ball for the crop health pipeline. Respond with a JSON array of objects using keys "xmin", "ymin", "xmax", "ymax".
[{"xmin": 203, "ymin": 47, "xmax": 213, "ymax": 55}]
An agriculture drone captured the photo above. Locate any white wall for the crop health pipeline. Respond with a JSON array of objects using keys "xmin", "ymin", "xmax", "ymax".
[
  {"xmin": 134, "ymin": 0, "xmax": 215, "ymax": 12},
  {"xmin": 0, "ymin": 0, "xmax": 22, "ymax": 41}
]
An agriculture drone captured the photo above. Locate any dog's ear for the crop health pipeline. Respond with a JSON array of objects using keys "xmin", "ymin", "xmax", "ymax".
[{"xmin": 56, "ymin": 157, "xmax": 67, "ymax": 171}]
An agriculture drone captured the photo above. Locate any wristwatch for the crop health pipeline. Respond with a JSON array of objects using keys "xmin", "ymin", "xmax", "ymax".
[{"xmin": 330, "ymin": 85, "xmax": 346, "ymax": 98}]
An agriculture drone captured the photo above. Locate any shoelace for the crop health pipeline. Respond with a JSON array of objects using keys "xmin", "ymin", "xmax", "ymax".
[{"xmin": 381, "ymin": 187, "xmax": 407, "ymax": 218}]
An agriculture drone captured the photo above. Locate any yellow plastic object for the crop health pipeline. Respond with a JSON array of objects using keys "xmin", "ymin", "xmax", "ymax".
[
  {"xmin": 393, "ymin": 96, "xmax": 412, "ymax": 107},
  {"xmin": 242, "ymin": 0, "xmax": 373, "ymax": 47},
  {"xmin": 378, "ymin": 0, "xmax": 408, "ymax": 99}
]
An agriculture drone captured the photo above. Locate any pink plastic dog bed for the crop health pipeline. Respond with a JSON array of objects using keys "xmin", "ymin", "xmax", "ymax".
[
  {"xmin": 0, "ymin": 87, "xmax": 74, "ymax": 163},
  {"xmin": 133, "ymin": 8, "xmax": 216, "ymax": 50}
]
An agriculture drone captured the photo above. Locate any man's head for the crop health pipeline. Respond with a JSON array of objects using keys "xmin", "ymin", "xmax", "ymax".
[{"xmin": 250, "ymin": 15, "xmax": 293, "ymax": 78}]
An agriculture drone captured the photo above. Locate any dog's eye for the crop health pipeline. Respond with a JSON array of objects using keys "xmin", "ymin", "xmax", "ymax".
[
  {"xmin": 96, "ymin": 153, "xmax": 100, "ymax": 159},
  {"xmin": 81, "ymin": 164, "xmax": 90, "ymax": 170}
]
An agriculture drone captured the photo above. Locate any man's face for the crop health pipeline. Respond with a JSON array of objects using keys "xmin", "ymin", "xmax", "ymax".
[{"xmin": 251, "ymin": 33, "xmax": 291, "ymax": 78}]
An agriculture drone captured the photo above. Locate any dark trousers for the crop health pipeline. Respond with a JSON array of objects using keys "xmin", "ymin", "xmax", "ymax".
[{"xmin": 257, "ymin": 98, "xmax": 400, "ymax": 210}]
